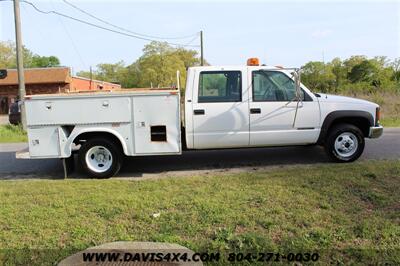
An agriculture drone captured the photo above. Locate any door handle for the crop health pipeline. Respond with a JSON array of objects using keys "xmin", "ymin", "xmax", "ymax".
[
  {"xmin": 284, "ymin": 105, "xmax": 303, "ymax": 109},
  {"xmin": 250, "ymin": 108, "xmax": 261, "ymax": 114},
  {"xmin": 194, "ymin": 109, "xmax": 205, "ymax": 115},
  {"xmin": 284, "ymin": 102, "xmax": 303, "ymax": 108}
]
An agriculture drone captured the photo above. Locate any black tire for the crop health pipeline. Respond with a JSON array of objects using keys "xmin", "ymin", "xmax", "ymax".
[
  {"xmin": 78, "ymin": 138, "xmax": 123, "ymax": 178},
  {"xmin": 324, "ymin": 123, "xmax": 365, "ymax": 162}
]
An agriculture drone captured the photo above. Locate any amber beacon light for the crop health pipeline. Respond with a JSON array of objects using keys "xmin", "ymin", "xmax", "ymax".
[{"xmin": 247, "ymin": 58, "xmax": 260, "ymax": 66}]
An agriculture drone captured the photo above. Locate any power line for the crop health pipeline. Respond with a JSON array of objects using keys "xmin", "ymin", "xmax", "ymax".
[
  {"xmin": 24, "ymin": 0, "xmax": 200, "ymax": 47},
  {"xmin": 50, "ymin": 0, "xmax": 87, "ymax": 70},
  {"xmin": 61, "ymin": 0, "xmax": 199, "ymax": 40},
  {"xmin": 182, "ymin": 35, "xmax": 199, "ymax": 47},
  {"xmin": 0, "ymin": 0, "xmax": 200, "ymax": 48}
]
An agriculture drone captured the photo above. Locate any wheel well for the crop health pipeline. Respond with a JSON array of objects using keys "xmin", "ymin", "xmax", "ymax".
[
  {"xmin": 318, "ymin": 111, "xmax": 373, "ymax": 145},
  {"xmin": 328, "ymin": 117, "xmax": 370, "ymax": 138},
  {"xmin": 322, "ymin": 117, "xmax": 370, "ymax": 142},
  {"xmin": 73, "ymin": 132, "xmax": 124, "ymax": 154}
]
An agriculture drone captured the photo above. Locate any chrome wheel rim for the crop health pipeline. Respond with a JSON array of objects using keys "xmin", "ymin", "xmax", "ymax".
[
  {"xmin": 85, "ymin": 146, "xmax": 113, "ymax": 173},
  {"xmin": 334, "ymin": 132, "xmax": 358, "ymax": 158}
]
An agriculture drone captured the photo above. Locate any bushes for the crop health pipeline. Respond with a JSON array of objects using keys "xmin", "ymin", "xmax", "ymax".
[
  {"xmin": 301, "ymin": 56, "xmax": 400, "ymax": 95},
  {"xmin": 301, "ymin": 56, "xmax": 400, "ymax": 126}
]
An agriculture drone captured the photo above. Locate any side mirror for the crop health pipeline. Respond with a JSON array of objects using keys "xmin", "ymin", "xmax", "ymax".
[
  {"xmin": 292, "ymin": 68, "xmax": 303, "ymax": 128},
  {"xmin": 0, "ymin": 69, "xmax": 7, "ymax": 79},
  {"xmin": 293, "ymin": 68, "xmax": 302, "ymax": 101}
]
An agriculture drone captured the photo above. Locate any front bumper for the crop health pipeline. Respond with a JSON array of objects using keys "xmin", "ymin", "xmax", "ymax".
[{"xmin": 369, "ymin": 125, "xmax": 383, "ymax": 138}]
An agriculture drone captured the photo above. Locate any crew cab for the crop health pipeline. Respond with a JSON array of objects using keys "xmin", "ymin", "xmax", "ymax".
[{"xmin": 17, "ymin": 58, "xmax": 383, "ymax": 178}]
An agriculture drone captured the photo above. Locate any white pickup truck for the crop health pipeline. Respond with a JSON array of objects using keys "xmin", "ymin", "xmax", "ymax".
[{"xmin": 17, "ymin": 59, "xmax": 383, "ymax": 178}]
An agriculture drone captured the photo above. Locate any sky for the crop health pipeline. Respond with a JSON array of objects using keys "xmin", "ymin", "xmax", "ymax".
[{"xmin": 1, "ymin": 0, "xmax": 399, "ymax": 73}]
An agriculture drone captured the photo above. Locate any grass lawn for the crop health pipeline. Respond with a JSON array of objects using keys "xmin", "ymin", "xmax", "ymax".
[
  {"xmin": 0, "ymin": 125, "xmax": 27, "ymax": 143},
  {"xmin": 0, "ymin": 160, "xmax": 399, "ymax": 265}
]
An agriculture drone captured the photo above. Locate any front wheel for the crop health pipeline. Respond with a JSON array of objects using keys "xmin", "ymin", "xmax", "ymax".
[
  {"xmin": 324, "ymin": 123, "xmax": 365, "ymax": 162},
  {"xmin": 78, "ymin": 138, "xmax": 123, "ymax": 178}
]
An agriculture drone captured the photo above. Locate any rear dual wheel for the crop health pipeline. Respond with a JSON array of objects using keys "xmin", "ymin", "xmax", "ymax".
[{"xmin": 78, "ymin": 138, "xmax": 123, "ymax": 178}]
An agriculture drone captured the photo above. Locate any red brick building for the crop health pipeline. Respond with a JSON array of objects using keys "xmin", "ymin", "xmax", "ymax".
[{"xmin": 0, "ymin": 67, "xmax": 121, "ymax": 114}]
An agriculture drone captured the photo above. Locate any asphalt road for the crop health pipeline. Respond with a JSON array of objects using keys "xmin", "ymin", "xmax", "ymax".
[{"xmin": 0, "ymin": 128, "xmax": 399, "ymax": 180}]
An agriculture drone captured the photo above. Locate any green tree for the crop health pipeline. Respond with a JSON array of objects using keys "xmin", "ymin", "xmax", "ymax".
[
  {"xmin": 301, "ymin": 61, "xmax": 336, "ymax": 92},
  {"xmin": 135, "ymin": 42, "xmax": 185, "ymax": 88},
  {"xmin": 348, "ymin": 60, "xmax": 378, "ymax": 83},
  {"xmin": 77, "ymin": 61, "xmax": 129, "ymax": 86},
  {"xmin": 30, "ymin": 55, "xmax": 60, "ymax": 68},
  {"xmin": 175, "ymin": 48, "xmax": 201, "ymax": 68},
  {"xmin": 130, "ymin": 41, "xmax": 200, "ymax": 89},
  {"xmin": 0, "ymin": 41, "xmax": 33, "ymax": 68},
  {"xmin": 0, "ymin": 41, "xmax": 60, "ymax": 68},
  {"xmin": 348, "ymin": 57, "xmax": 393, "ymax": 89},
  {"xmin": 0, "ymin": 41, "xmax": 17, "ymax": 68},
  {"xmin": 343, "ymin": 55, "xmax": 367, "ymax": 72},
  {"xmin": 77, "ymin": 61, "xmax": 146, "ymax": 88},
  {"xmin": 77, "ymin": 42, "xmax": 201, "ymax": 89},
  {"xmin": 329, "ymin": 57, "xmax": 347, "ymax": 89},
  {"xmin": 301, "ymin": 56, "xmax": 399, "ymax": 94},
  {"xmin": 391, "ymin": 58, "xmax": 400, "ymax": 83}
]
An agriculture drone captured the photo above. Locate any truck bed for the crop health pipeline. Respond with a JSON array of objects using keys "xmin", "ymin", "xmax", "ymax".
[{"xmin": 23, "ymin": 88, "xmax": 182, "ymax": 158}]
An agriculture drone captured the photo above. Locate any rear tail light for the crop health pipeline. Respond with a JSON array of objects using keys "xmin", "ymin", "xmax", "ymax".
[{"xmin": 375, "ymin": 107, "xmax": 380, "ymax": 125}]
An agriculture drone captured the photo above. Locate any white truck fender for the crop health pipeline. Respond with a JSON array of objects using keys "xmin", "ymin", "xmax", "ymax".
[{"xmin": 62, "ymin": 127, "xmax": 129, "ymax": 157}]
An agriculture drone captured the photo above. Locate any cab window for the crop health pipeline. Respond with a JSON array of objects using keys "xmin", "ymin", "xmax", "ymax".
[
  {"xmin": 198, "ymin": 71, "xmax": 242, "ymax": 103},
  {"xmin": 252, "ymin": 71, "xmax": 307, "ymax": 102}
]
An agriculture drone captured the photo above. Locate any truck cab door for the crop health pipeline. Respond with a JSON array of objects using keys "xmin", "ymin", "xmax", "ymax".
[
  {"xmin": 249, "ymin": 69, "xmax": 320, "ymax": 146},
  {"xmin": 190, "ymin": 68, "xmax": 250, "ymax": 149}
]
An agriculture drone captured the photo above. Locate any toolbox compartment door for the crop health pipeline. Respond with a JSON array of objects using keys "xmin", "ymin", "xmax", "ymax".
[
  {"xmin": 28, "ymin": 126, "xmax": 60, "ymax": 157},
  {"xmin": 133, "ymin": 94, "xmax": 181, "ymax": 155},
  {"xmin": 25, "ymin": 97, "xmax": 131, "ymax": 126}
]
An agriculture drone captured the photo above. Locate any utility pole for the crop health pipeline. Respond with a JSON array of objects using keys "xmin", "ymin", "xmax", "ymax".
[
  {"xmin": 13, "ymin": 0, "xmax": 27, "ymax": 129},
  {"xmin": 200, "ymin": 30, "xmax": 204, "ymax": 66}
]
